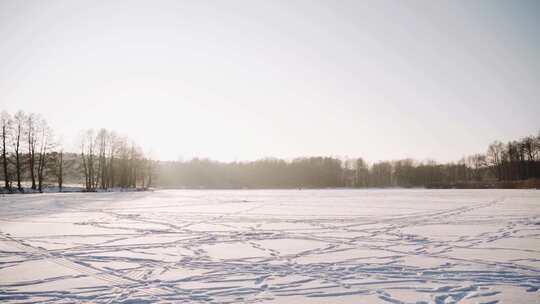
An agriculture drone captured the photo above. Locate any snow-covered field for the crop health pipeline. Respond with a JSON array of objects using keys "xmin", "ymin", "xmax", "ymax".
[{"xmin": 0, "ymin": 189, "xmax": 539, "ymax": 303}]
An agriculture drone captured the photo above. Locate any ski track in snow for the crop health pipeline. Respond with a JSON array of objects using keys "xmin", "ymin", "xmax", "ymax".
[{"xmin": 0, "ymin": 189, "xmax": 539, "ymax": 303}]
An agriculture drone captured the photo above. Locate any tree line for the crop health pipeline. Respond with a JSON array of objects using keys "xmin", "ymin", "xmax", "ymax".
[
  {"xmin": 1, "ymin": 109, "xmax": 538, "ymax": 191},
  {"xmin": 78, "ymin": 129, "xmax": 153, "ymax": 191},
  {"xmin": 0, "ymin": 110, "xmax": 153, "ymax": 193},
  {"xmin": 156, "ymin": 131, "xmax": 540, "ymax": 189},
  {"xmin": 157, "ymin": 157, "xmax": 343, "ymax": 189}
]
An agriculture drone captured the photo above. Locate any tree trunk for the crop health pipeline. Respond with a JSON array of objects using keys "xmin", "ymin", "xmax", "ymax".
[
  {"xmin": 28, "ymin": 131, "xmax": 36, "ymax": 190},
  {"xmin": 37, "ymin": 145, "xmax": 46, "ymax": 193},
  {"xmin": 2, "ymin": 124, "xmax": 9, "ymax": 190},
  {"xmin": 58, "ymin": 151, "xmax": 63, "ymax": 192},
  {"xmin": 15, "ymin": 129, "xmax": 21, "ymax": 191}
]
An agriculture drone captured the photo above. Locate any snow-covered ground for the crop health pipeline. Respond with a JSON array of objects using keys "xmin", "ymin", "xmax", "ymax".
[{"xmin": 0, "ymin": 189, "xmax": 539, "ymax": 303}]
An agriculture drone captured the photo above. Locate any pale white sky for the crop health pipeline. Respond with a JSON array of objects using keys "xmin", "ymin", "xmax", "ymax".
[{"xmin": 1, "ymin": 0, "xmax": 539, "ymax": 162}]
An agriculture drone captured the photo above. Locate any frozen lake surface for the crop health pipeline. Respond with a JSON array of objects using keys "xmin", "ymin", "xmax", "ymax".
[{"xmin": 0, "ymin": 189, "xmax": 539, "ymax": 303}]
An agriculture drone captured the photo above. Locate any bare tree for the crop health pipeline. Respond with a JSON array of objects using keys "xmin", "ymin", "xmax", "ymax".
[
  {"xmin": 81, "ymin": 141, "xmax": 89, "ymax": 190},
  {"xmin": 36, "ymin": 118, "xmax": 54, "ymax": 193},
  {"xmin": 466, "ymin": 153, "xmax": 486, "ymax": 181},
  {"xmin": 58, "ymin": 150, "xmax": 64, "ymax": 191},
  {"xmin": 96, "ymin": 129, "xmax": 109, "ymax": 189},
  {"xmin": 26, "ymin": 113, "xmax": 39, "ymax": 189},
  {"xmin": 80, "ymin": 129, "xmax": 97, "ymax": 191},
  {"xmin": 145, "ymin": 158, "xmax": 154, "ymax": 188},
  {"xmin": 487, "ymin": 141, "xmax": 505, "ymax": 181},
  {"xmin": 107, "ymin": 131, "xmax": 117, "ymax": 188},
  {"xmin": 12, "ymin": 111, "xmax": 25, "ymax": 191},
  {"xmin": 1, "ymin": 111, "xmax": 11, "ymax": 190}
]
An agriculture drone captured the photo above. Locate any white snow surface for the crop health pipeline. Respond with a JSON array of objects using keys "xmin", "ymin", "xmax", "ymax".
[{"xmin": 0, "ymin": 189, "xmax": 539, "ymax": 303}]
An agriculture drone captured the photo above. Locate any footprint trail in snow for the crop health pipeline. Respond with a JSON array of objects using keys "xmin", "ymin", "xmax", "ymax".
[{"xmin": 0, "ymin": 189, "xmax": 539, "ymax": 303}]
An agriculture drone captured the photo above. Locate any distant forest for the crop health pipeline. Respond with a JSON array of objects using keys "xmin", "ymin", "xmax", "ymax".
[
  {"xmin": 156, "ymin": 131, "xmax": 540, "ymax": 189},
  {"xmin": 1, "ymin": 110, "xmax": 539, "ymax": 191}
]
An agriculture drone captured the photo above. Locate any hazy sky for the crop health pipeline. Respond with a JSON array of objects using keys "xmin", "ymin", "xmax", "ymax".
[{"xmin": 1, "ymin": 0, "xmax": 539, "ymax": 162}]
